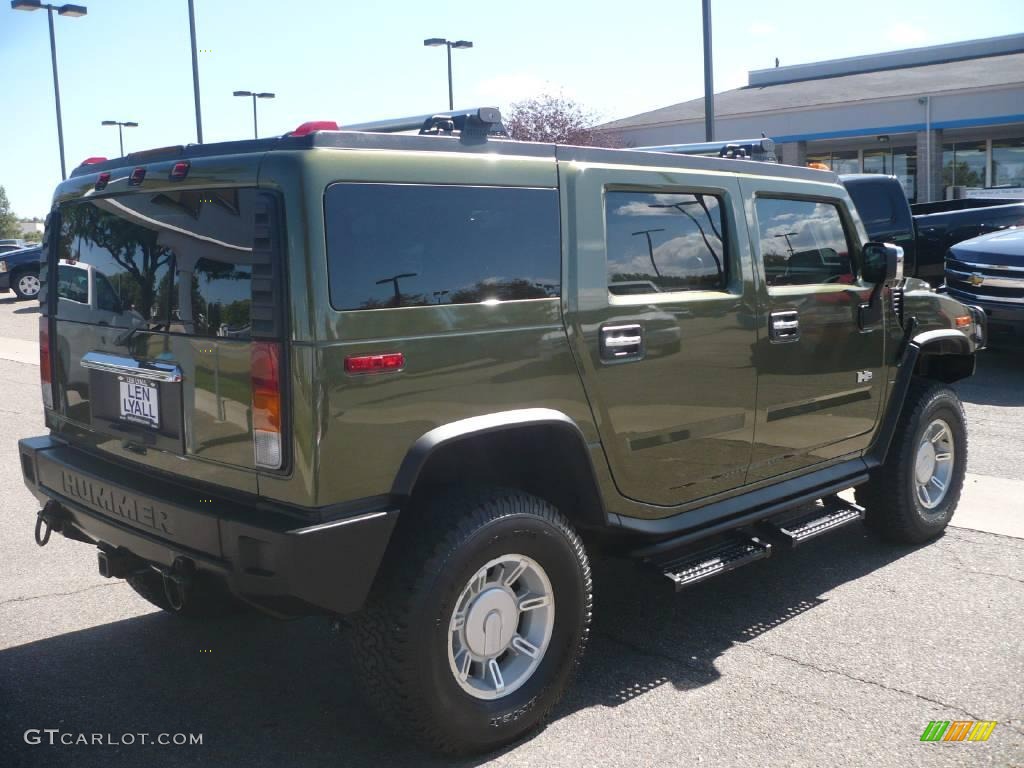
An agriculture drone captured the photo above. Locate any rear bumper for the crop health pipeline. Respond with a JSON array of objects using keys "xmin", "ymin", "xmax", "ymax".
[{"xmin": 18, "ymin": 435, "xmax": 398, "ymax": 616}]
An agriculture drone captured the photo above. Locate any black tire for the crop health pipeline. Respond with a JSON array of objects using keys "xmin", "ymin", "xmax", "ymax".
[
  {"xmin": 11, "ymin": 269, "xmax": 41, "ymax": 300},
  {"xmin": 856, "ymin": 380, "xmax": 968, "ymax": 544},
  {"xmin": 126, "ymin": 569, "xmax": 244, "ymax": 618},
  {"xmin": 347, "ymin": 487, "xmax": 592, "ymax": 755}
]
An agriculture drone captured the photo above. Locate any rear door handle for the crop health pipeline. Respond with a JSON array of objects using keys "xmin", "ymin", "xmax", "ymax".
[
  {"xmin": 769, "ymin": 310, "xmax": 800, "ymax": 343},
  {"xmin": 600, "ymin": 323, "xmax": 644, "ymax": 361}
]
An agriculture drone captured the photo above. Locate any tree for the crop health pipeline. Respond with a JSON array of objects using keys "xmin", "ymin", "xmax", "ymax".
[
  {"xmin": 505, "ymin": 93, "xmax": 619, "ymax": 147},
  {"xmin": 0, "ymin": 186, "xmax": 19, "ymax": 239}
]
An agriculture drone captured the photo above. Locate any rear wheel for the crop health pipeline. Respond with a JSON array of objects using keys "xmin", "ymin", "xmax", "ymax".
[
  {"xmin": 347, "ymin": 487, "xmax": 592, "ymax": 755},
  {"xmin": 12, "ymin": 269, "xmax": 40, "ymax": 300},
  {"xmin": 856, "ymin": 381, "xmax": 968, "ymax": 543},
  {"xmin": 126, "ymin": 569, "xmax": 244, "ymax": 618}
]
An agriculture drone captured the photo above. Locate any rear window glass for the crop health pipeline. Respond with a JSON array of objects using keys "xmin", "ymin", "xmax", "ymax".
[
  {"xmin": 605, "ymin": 191, "xmax": 728, "ymax": 295},
  {"xmin": 324, "ymin": 183, "xmax": 561, "ymax": 310},
  {"xmin": 55, "ymin": 189, "xmax": 272, "ymax": 338}
]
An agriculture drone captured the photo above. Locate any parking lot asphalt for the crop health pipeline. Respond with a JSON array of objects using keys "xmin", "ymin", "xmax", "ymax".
[{"xmin": 0, "ymin": 296, "xmax": 1021, "ymax": 767}]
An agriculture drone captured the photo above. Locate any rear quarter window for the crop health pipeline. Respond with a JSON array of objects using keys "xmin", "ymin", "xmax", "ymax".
[{"xmin": 324, "ymin": 183, "xmax": 561, "ymax": 311}]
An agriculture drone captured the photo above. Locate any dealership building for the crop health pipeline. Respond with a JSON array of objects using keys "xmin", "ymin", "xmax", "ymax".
[{"xmin": 599, "ymin": 34, "xmax": 1024, "ymax": 203}]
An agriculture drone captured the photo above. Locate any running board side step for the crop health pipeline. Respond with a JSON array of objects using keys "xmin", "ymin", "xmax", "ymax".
[
  {"xmin": 768, "ymin": 499, "xmax": 865, "ymax": 547},
  {"xmin": 656, "ymin": 537, "xmax": 772, "ymax": 591}
]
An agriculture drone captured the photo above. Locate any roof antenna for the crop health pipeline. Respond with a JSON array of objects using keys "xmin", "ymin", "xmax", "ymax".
[{"xmin": 775, "ymin": 57, "xmax": 780, "ymax": 68}]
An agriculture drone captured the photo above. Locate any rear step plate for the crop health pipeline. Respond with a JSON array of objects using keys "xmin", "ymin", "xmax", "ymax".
[
  {"xmin": 772, "ymin": 501, "xmax": 865, "ymax": 547},
  {"xmin": 657, "ymin": 537, "xmax": 772, "ymax": 591}
]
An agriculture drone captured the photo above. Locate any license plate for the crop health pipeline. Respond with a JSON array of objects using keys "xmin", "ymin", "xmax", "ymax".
[{"xmin": 119, "ymin": 376, "xmax": 160, "ymax": 428}]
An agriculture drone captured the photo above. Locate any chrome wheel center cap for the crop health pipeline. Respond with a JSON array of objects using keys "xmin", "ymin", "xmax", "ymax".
[
  {"xmin": 464, "ymin": 587, "xmax": 518, "ymax": 657},
  {"xmin": 916, "ymin": 442, "xmax": 937, "ymax": 485}
]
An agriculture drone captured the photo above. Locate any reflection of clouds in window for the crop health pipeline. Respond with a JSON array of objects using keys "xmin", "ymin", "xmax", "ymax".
[
  {"xmin": 606, "ymin": 191, "xmax": 727, "ymax": 293},
  {"xmin": 755, "ymin": 198, "xmax": 853, "ymax": 286}
]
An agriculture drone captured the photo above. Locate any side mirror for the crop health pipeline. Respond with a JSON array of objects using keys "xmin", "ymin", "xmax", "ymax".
[{"xmin": 862, "ymin": 242, "xmax": 904, "ymax": 284}]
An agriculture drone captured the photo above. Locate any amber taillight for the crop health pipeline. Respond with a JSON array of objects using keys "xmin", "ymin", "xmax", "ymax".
[
  {"xmin": 39, "ymin": 316, "xmax": 53, "ymax": 409},
  {"xmin": 251, "ymin": 341, "xmax": 282, "ymax": 469}
]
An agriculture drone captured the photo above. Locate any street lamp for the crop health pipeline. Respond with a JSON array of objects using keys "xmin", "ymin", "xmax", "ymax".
[
  {"xmin": 187, "ymin": 0, "xmax": 203, "ymax": 144},
  {"xmin": 101, "ymin": 120, "xmax": 138, "ymax": 157},
  {"xmin": 233, "ymin": 91, "xmax": 275, "ymax": 139},
  {"xmin": 423, "ymin": 37, "xmax": 473, "ymax": 111},
  {"xmin": 11, "ymin": 1, "xmax": 88, "ymax": 181}
]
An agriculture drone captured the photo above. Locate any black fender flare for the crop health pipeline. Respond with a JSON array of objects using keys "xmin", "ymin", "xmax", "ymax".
[{"xmin": 390, "ymin": 408, "xmax": 607, "ymax": 527}]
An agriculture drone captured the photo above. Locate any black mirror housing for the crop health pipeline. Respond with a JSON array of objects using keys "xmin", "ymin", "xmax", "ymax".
[{"xmin": 862, "ymin": 242, "xmax": 905, "ymax": 284}]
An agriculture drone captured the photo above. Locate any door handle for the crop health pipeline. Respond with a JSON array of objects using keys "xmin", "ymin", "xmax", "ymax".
[
  {"xmin": 600, "ymin": 323, "xmax": 644, "ymax": 361},
  {"xmin": 769, "ymin": 310, "xmax": 800, "ymax": 343}
]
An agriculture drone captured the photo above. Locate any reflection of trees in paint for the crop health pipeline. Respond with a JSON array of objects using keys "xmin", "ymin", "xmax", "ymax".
[{"xmin": 358, "ymin": 278, "xmax": 548, "ymax": 309}]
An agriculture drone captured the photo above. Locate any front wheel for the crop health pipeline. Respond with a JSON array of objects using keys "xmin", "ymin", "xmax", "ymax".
[
  {"xmin": 347, "ymin": 487, "xmax": 592, "ymax": 755},
  {"xmin": 856, "ymin": 381, "xmax": 968, "ymax": 543},
  {"xmin": 12, "ymin": 270, "xmax": 41, "ymax": 300}
]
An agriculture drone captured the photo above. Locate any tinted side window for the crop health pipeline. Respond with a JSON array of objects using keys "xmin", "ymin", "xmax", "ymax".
[
  {"xmin": 606, "ymin": 191, "xmax": 727, "ymax": 295},
  {"xmin": 755, "ymin": 198, "xmax": 854, "ymax": 287},
  {"xmin": 325, "ymin": 184, "xmax": 560, "ymax": 311}
]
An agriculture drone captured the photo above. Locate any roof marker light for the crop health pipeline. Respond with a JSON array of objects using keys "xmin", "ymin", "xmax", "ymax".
[
  {"xmin": 290, "ymin": 120, "xmax": 340, "ymax": 137},
  {"xmin": 128, "ymin": 167, "xmax": 146, "ymax": 186},
  {"xmin": 95, "ymin": 172, "xmax": 111, "ymax": 191},
  {"xmin": 169, "ymin": 161, "xmax": 190, "ymax": 180}
]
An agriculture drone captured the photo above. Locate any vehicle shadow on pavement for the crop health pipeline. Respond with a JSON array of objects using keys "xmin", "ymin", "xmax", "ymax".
[
  {"xmin": 955, "ymin": 349, "xmax": 1024, "ymax": 407},
  {"xmin": 0, "ymin": 527, "xmax": 917, "ymax": 768}
]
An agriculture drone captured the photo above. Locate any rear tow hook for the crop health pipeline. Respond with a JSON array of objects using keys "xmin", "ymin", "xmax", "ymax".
[
  {"xmin": 160, "ymin": 557, "xmax": 196, "ymax": 611},
  {"xmin": 34, "ymin": 501, "xmax": 69, "ymax": 547}
]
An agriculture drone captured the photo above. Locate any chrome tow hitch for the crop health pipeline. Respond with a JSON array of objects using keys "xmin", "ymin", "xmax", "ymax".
[{"xmin": 160, "ymin": 557, "xmax": 196, "ymax": 611}]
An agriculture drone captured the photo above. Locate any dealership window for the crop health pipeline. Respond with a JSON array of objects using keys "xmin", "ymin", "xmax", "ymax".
[
  {"xmin": 992, "ymin": 138, "xmax": 1024, "ymax": 188},
  {"xmin": 807, "ymin": 151, "xmax": 858, "ymax": 175},
  {"xmin": 942, "ymin": 142, "xmax": 986, "ymax": 188}
]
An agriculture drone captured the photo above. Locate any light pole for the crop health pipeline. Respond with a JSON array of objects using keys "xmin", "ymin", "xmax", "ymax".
[
  {"xmin": 11, "ymin": 1, "xmax": 88, "ymax": 181},
  {"xmin": 423, "ymin": 38, "xmax": 473, "ymax": 110},
  {"xmin": 187, "ymin": 0, "xmax": 203, "ymax": 143},
  {"xmin": 233, "ymin": 91, "xmax": 275, "ymax": 139},
  {"xmin": 701, "ymin": 0, "xmax": 714, "ymax": 141},
  {"xmin": 101, "ymin": 120, "xmax": 138, "ymax": 157}
]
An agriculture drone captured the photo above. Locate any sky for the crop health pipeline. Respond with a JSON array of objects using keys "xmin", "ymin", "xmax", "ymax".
[{"xmin": 1, "ymin": 0, "xmax": 1022, "ymax": 217}]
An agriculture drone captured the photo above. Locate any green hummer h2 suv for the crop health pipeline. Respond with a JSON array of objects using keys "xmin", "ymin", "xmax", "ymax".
[{"xmin": 20, "ymin": 109, "xmax": 985, "ymax": 754}]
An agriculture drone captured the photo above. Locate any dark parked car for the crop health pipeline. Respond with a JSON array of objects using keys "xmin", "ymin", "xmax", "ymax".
[
  {"xmin": 0, "ymin": 244, "xmax": 42, "ymax": 299},
  {"xmin": 841, "ymin": 174, "xmax": 1024, "ymax": 286},
  {"xmin": 944, "ymin": 227, "xmax": 1024, "ymax": 347}
]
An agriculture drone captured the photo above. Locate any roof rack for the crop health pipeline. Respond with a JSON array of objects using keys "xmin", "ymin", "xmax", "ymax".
[
  {"xmin": 634, "ymin": 137, "xmax": 777, "ymax": 162},
  {"xmin": 346, "ymin": 107, "xmax": 507, "ymax": 138}
]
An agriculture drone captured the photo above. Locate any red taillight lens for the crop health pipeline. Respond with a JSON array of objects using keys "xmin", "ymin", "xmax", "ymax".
[
  {"xmin": 290, "ymin": 120, "xmax": 339, "ymax": 137},
  {"xmin": 169, "ymin": 161, "xmax": 190, "ymax": 180},
  {"xmin": 344, "ymin": 353, "xmax": 404, "ymax": 374},
  {"xmin": 251, "ymin": 341, "xmax": 282, "ymax": 468},
  {"xmin": 39, "ymin": 317, "xmax": 53, "ymax": 409}
]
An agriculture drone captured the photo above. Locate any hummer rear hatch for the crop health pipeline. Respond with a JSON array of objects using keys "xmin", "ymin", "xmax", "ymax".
[{"xmin": 43, "ymin": 179, "xmax": 286, "ymax": 492}]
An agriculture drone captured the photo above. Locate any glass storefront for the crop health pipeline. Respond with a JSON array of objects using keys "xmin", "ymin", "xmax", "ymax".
[
  {"xmin": 861, "ymin": 147, "xmax": 917, "ymax": 202},
  {"xmin": 942, "ymin": 142, "xmax": 986, "ymax": 188},
  {"xmin": 992, "ymin": 138, "xmax": 1024, "ymax": 188},
  {"xmin": 806, "ymin": 150, "xmax": 859, "ymax": 175}
]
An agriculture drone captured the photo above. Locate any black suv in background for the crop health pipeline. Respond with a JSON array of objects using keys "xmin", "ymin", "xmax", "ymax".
[{"xmin": 0, "ymin": 244, "xmax": 42, "ymax": 300}]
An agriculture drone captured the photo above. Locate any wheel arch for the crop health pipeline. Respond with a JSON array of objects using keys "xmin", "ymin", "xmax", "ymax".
[
  {"xmin": 391, "ymin": 408, "xmax": 608, "ymax": 531},
  {"xmin": 912, "ymin": 329, "xmax": 976, "ymax": 384}
]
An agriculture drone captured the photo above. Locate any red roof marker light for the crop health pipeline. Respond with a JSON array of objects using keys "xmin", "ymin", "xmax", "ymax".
[
  {"xmin": 169, "ymin": 161, "xmax": 190, "ymax": 180},
  {"xmin": 290, "ymin": 120, "xmax": 339, "ymax": 137},
  {"xmin": 128, "ymin": 167, "xmax": 146, "ymax": 186},
  {"xmin": 94, "ymin": 172, "xmax": 111, "ymax": 191}
]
